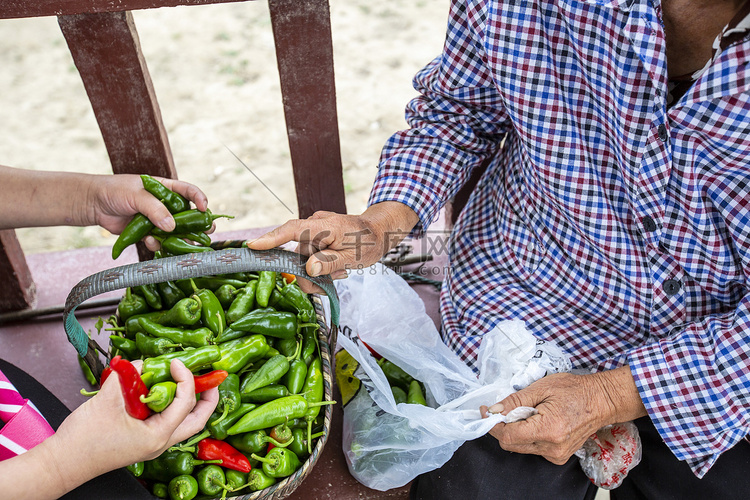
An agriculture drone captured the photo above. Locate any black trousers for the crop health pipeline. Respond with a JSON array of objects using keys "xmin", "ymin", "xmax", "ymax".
[
  {"xmin": 410, "ymin": 416, "xmax": 750, "ymax": 500},
  {"xmin": 0, "ymin": 359, "xmax": 153, "ymax": 499}
]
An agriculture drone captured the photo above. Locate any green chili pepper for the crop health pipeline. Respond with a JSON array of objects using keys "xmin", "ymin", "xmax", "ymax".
[
  {"xmin": 168, "ymin": 474, "xmax": 199, "ymax": 500},
  {"xmin": 391, "ymin": 386, "xmax": 407, "ymax": 404},
  {"xmin": 191, "ymin": 279, "xmax": 226, "ymax": 337},
  {"xmin": 140, "ymin": 174, "xmax": 190, "ymax": 214},
  {"xmin": 263, "ymin": 347, "xmax": 281, "ymax": 359},
  {"xmin": 407, "ymin": 379, "xmax": 428, "ymax": 405},
  {"xmin": 288, "ymin": 428, "xmax": 324, "ymax": 461},
  {"xmin": 240, "ymin": 354, "xmax": 292, "ymax": 396},
  {"xmin": 126, "ymin": 461, "xmax": 144, "ymax": 477},
  {"xmin": 215, "ymin": 284, "xmax": 238, "ymax": 309},
  {"xmin": 140, "ymin": 381, "xmax": 177, "ymax": 412},
  {"xmin": 135, "ymin": 284, "xmax": 163, "ymax": 310},
  {"xmin": 230, "ymin": 309, "xmax": 318, "ymax": 340},
  {"xmin": 275, "ymin": 336, "xmax": 299, "ymax": 358},
  {"xmin": 242, "ymin": 383, "xmax": 290, "ymax": 403},
  {"xmin": 156, "ymin": 296, "xmax": 202, "ymax": 327},
  {"xmin": 300, "ymin": 326, "xmax": 319, "ymax": 366},
  {"xmin": 178, "ymin": 231, "xmax": 211, "ymax": 247},
  {"xmin": 112, "ymin": 213, "xmax": 154, "ymax": 260},
  {"xmin": 283, "ymin": 340, "xmax": 307, "ymax": 394},
  {"xmin": 109, "ymin": 335, "xmax": 140, "ymax": 360},
  {"xmin": 378, "ymin": 358, "xmax": 414, "ymax": 392},
  {"xmin": 227, "ymin": 395, "xmax": 334, "ymax": 435},
  {"xmin": 212, "ymin": 326, "xmax": 246, "ymax": 344},
  {"xmin": 269, "ymin": 280, "xmax": 316, "ymax": 323},
  {"xmin": 77, "ymin": 354, "xmax": 97, "ymax": 386},
  {"xmin": 195, "ymin": 464, "xmax": 231, "ymax": 497},
  {"xmin": 150, "ymin": 208, "xmax": 233, "ymax": 236},
  {"xmin": 245, "ymin": 469, "xmax": 276, "ymax": 491},
  {"xmin": 227, "ymin": 429, "xmax": 291, "ymax": 455},
  {"xmin": 192, "ymin": 276, "xmax": 248, "ymax": 290},
  {"xmin": 212, "ymin": 373, "xmax": 242, "ymax": 426},
  {"xmin": 302, "ymin": 357, "xmax": 325, "ymax": 454},
  {"xmin": 225, "ymin": 281, "xmax": 257, "ymax": 324},
  {"xmin": 142, "ymin": 345, "xmax": 222, "ymax": 385},
  {"xmin": 269, "ymin": 422, "xmax": 294, "ymax": 445},
  {"xmin": 211, "ymin": 335, "xmax": 269, "ymax": 373},
  {"xmin": 135, "ymin": 332, "xmax": 180, "ymax": 357},
  {"xmin": 156, "ymin": 281, "xmax": 186, "ymax": 310},
  {"xmin": 118, "ymin": 287, "xmax": 150, "ymax": 322},
  {"xmin": 107, "ymin": 311, "xmax": 163, "ymax": 339},
  {"xmin": 225, "ymin": 469, "xmax": 248, "ymax": 490},
  {"xmin": 251, "ymin": 447, "xmax": 301, "ymax": 478},
  {"xmin": 255, "ymin": 271, "xmax": 276, "ymax": 308},
  {"xmin": 142, "ymin": 450, "xmax": 221, "ymax": 482},
  {"xmin": 159, "ymin": 235, "xmax": 213, "ymax": 255},
  {"xmin": 207, "ymin": 403, "xmax": 256, "ymax": 441},
  {"xmin": 285, "ymin": 418, "xmax": 309, "ymax": 429},
  {"xmin": 138, "ymin": 318, "xmax": 213, "ymax": 348},
  {"xmin": 152, "ymin": 482, "xmax": 168, "ymax": 498}
]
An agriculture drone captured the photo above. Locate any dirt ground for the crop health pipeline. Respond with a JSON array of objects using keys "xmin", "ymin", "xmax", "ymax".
[{"xmin": 0, "ymin": 0, "xmax": 449, "ymax": 254}]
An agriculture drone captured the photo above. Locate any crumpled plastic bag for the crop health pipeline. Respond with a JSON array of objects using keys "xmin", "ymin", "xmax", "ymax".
[
  {"xmin": 335, "ymin": 264, "xmax": 570, "ymax": 491},
  {"xmin": 575, "ymin": 421, "xmax": 642, "ymax": 489}
]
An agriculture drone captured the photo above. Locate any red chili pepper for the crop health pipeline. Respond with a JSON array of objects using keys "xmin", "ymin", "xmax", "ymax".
[
  {"xmin": 100, "ymin": 366, "xmax": 113, "ymax": 386},
  {"xmin": 280, "ymin": 272, "xmax": 296, "ymax": 285},
  {"xmin": 196, "ymin": 437, "xmax": 252, "ymax": 473},
  {"xmin": 362, "ymin": 341, "xmax": 382, "ymax": 360},
  {"xmin": 109, "ymin": 355, "xmax": 151, "ymax": 420},
  {"xmin": 194, "ymin": 370, "xmax": 229, "ymax": 393}
]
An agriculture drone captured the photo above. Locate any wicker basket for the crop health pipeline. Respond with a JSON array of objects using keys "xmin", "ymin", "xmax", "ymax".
[{"xmin": 63, "ymin": 246, "xmax": 340, "ymax": 500}]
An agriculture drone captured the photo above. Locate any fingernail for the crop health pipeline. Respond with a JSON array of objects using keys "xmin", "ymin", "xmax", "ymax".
[
  {"xmin": 487, "ymin": 403, "xmax": 504, "ymax": 415},
  {"xmin": 161, "ymin": 220, "xmax": 175, "ymax": 233},
  {"xmin": 310, "ymin": 261, "xmax": 322, "ymax": 276}
]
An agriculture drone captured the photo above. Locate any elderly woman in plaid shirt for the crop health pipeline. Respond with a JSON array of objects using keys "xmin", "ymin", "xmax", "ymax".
[{"xmin": 252, "ymin": 0, "xmax": 750, "ymax": 497}]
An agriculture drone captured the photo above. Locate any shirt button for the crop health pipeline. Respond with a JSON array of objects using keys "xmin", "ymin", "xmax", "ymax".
[
  {"xmin": 642, "ymin": 216, "xmax": 657, "ymax": 232},
  {"xmin": 658, "ymin": 124, "xmax": 669, "ymax": 142},
  {"xmin": 664, "ymin": 279, "xmax": 682, "ymax": 296}
]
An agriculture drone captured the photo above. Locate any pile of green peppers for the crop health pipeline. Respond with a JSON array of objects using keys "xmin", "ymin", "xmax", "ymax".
[
  {"xmin": 378, "ymin": 358, "xmax": 427, "ymax": 406},
  {"xmin": 110, "ymin": 269, "xmax": 330, "ymax": 499}
]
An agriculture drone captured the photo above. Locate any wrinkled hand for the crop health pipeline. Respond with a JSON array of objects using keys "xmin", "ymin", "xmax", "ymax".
[
  {"xmin": 49, "ymin": 359, "xmax": 218, "ymax": 492},
  {"xmin": 480, "ymin": 367, "xmax": 646, "ymax": 465},
  {"xmin": 248, "ymin": 201, "xmax": 418, "ymax": 292},
  {"xmin": 88, "ymin": 174, "xmax": 208, "ymax": 241}
]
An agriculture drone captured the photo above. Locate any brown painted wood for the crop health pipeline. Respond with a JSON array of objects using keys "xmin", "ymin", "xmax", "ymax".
[
  {"xmin": 269, "ymin": 0, "xmax": 346, "ymax": 218},
  {"xmin": 59, "ymin": 11, "xmax": 177, "ymax": 180},
  {"xmin": 0, "ymin": 0, "xmax": 249, "ymax": 20},
  {"xmin": 0, "ymin": 230, "xmax": 36, "ymax": 313}
]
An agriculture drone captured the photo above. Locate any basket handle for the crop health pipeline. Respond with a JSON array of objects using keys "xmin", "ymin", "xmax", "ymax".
[{"xmin": 63, "ymin": 247, "xmax": 340, "ymax": 374}]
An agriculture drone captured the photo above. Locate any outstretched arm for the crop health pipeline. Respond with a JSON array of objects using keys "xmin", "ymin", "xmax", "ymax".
[{"xmin": 0, "ymin": 166, "xmax": 208, "ymax": 234}]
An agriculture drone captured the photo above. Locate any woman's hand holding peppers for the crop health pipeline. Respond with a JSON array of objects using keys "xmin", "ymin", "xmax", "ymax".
[
  {"xmin": 247, "ymin": 201, "xmax": 419, "ymax": 292},
  {"xmin": 87, "ymin": 174, "xmax": 208, "ymax": 244},
  {"xmin": 479, "ymin": 367, "xmax": 646, "ymax": 465},
  {"xmin": 0, "ymin": 359, "xmax": 219, "ymax": 500}
]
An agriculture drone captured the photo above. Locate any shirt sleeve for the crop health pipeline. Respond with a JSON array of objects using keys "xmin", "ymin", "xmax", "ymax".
[
  {"xmin": 627, "ymin": 295, "xmax": 750, "ymax": 478},
  {"xmin": 368, "ymin": 0, "xmax": 511, "ymax": 235}
]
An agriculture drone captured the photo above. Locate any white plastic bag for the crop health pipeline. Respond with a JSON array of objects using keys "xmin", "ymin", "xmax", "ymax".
[
  {"xmin": 335, "ymin": 264, "xmax": 569, "ymax": 491},
  {"xmin": 575, "ymin": 422, "xmax": 643, "ymax": 489}
]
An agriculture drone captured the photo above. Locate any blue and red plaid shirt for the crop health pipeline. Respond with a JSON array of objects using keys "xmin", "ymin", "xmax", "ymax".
[{"xmin": 369, "ymin": 0, "xmax": 750, "ymax": 477}]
